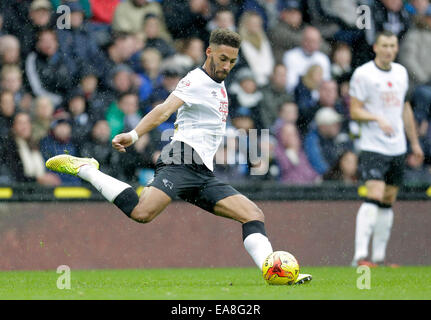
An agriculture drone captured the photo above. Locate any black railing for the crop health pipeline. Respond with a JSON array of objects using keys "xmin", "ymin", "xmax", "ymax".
[{"xmin": 0, "ymin": 182, "xmax": 429, "ymax": 202}]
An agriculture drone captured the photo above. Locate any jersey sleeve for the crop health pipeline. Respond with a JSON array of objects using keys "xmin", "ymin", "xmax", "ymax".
[
  {"xmin": 171, "ymin": 73, "xmax": 201, "ymax": 107},
  {"xmin": 349, "ymin": 69, "xmax": 368, "ymax": 102}
]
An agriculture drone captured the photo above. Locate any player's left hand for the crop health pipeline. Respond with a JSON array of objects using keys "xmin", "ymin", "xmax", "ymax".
[
  {"xmin": 411, "ymin": 142, "xmax": 424, "ymax": 165},
  {"xmin": 112, "ymin": 133, "xmax": 133, "ymax": 153}
]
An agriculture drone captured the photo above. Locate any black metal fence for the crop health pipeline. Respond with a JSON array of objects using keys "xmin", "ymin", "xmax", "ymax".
[{"xmin": 1, "ymin": 182, "xmax": 429, "ymax": 202}]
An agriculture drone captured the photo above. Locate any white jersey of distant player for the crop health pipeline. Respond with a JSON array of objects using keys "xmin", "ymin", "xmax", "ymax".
[
  {"xmin": 171, "ymin": 67, "xmax": 228, "ymax": 171},
  {"xmin": 349, "ymin": 61, "xmax": 408, "ymax": 156}
]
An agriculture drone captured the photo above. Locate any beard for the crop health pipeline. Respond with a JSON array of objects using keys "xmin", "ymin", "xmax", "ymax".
[{"xmin": 210, "ymin": 57, "xmax": 228, "ymax": 82}]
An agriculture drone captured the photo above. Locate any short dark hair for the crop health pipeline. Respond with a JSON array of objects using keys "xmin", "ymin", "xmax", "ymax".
[
  {"xmin": 374, "ymin": 30, "xmax": 397, "ymax": 44},
  {"xmin": 36, "ymin": 28, "xmax": 57, "ymax": 42},
  {"xmin": 209, "ymin": 28, "xmax": 241, "ymax": 49},
  {"xmin": 143, "ymin": 13, "xmax": 159, "ymax": 23},
  {"xmin": 118, "ymin": 90, "xmax": 138, "ymax": 102}
]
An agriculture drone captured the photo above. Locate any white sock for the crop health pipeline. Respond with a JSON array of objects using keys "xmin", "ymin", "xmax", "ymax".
[
  {"xmin": 78, "ymin": 165, "xmax": 132, "ymax": 202},
  {"xmin": 353, "ymin": 202, "xmax": 379, "ymax": 263},
  {"xmin": 371, "ymin": 207, "xmax": 394, "ymax": 263},
  {"xmin": 244, "ymin": 233, "xmax": 273, "ymax": 269}
]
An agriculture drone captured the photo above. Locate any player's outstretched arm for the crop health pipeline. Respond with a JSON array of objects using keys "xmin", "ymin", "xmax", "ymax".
[{"xmin": 112, "ymin": 94, "xmax": 184, "ymax": 152}]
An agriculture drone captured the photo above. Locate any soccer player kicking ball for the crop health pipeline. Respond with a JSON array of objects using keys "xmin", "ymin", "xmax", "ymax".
[
  {"xmin": 46, "ymin": 29, "xmax": 311, "ymax": 284},
  {"xmin": 349, "ymin": 31, "xmax": 424, "ymax": 267}
]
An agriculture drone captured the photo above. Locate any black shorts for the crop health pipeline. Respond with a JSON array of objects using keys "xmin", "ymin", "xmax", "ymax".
[
  {"xmin": 358, "ymin": 151, "xmax": 406, "ymax": 186},
  {"xmin": 148, "ymin": 141, "xmax": 240, "ymax": 213}
]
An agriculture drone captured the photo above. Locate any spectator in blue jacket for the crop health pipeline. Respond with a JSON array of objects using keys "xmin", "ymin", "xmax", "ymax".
[
  {"xmin": 134, "ymin": 47, "xmax": 164, "ymax": 102},
  {"xmin": 40, "ymin": 118, "xmax": 81, "ymax": 185},
  {"xmin": 241, "ymin": 0, "xmax": 285, "ymax": 31},
  {"xmin": 56, "ymin": 1, "xmax": 102, "ymax": 77},
  {"xmin": 79, "ymin": 119, "xmax": 118, "ymax": 178},
  {"xmin": 294, "ymin": 64, "xmax": 323, "ymax": 136},
  {"xmin": 304, "ymin": 107, "xmax": 352, "ymax": 175},
  {"xmin": 95, "ymin": 31, "xmax": 137, "ymax": 91},
  {"xmin": 62, "ymin": 87, "xmax": 92, "ymax": 153},
  {"xmin": 25, "ymin": 28, "xmax": 78, "ymax": 108}
]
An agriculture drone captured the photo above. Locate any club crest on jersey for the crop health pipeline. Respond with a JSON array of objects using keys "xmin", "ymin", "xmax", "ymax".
[
  {"xmin": 178, "ymin": 79, "xmax": 191, "ymax": 89},
  {"xmin": 387, "ymin": 81, "xmax": 393, "ymax": 88},
  {"xmin": 162, "ymin": 178, "xmax": 174, "ymax": 190}
]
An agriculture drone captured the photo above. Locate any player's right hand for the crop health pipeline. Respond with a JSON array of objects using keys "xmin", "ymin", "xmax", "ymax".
[
  {"xmin": 377, "ymin": 118, "xmax": 395, "ymax": 136},
  {"xmin": 112, "ymin": 133, "xmax": 133, "ymax": 153}
]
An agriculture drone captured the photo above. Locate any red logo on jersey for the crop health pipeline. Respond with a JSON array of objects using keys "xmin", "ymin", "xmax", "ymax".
[
  {"xmin": 380, "ymin": 92, "xmax": 401, "ymax": 108},
  {"xmin": 388, "ymin": 81, "xmax": 393, "ymax": 88},
  {"xmin": 219, "ymin": 101, "xmax": 228, "ymax": 122},
  {"xmin": 221, "ymin": 88, "xmax": 226, "ymax": 98},
  {"xmin": 178, "ymin": 79, "xmax": 191, "ymax": 89}
]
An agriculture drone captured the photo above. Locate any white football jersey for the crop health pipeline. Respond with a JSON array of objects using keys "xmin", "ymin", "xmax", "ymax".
[
  {"xmin": 171, "ymin": 67, "xmax": 229, "ymax": 171},
  {"xmin": 349, "ymin": 61, "xmax": 409, "ymax": 156}
]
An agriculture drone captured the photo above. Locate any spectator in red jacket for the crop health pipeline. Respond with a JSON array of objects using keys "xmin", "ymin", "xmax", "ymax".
[{"xmin": 90, "ymin": 0, "xmax": 121, "ymax": 25}]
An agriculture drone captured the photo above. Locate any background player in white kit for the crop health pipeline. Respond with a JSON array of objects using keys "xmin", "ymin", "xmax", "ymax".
[
  {"xmin": 349, "ymin": 31, "xmax": 424, "ymax": 267},
  {"xmin": 45, "ymin": 29, "xmax": 311, "ymax": 284}
]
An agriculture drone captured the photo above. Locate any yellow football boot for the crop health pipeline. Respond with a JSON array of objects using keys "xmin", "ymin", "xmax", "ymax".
[{"xmin": 45, "ymin": 154, "xmax": 99, "ymax": 176}]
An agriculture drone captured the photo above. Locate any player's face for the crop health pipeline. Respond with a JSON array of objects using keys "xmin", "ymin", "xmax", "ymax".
[
  {"xmin": 206, "ymin": 44, "xmax": 239, "ymax": 82},
  {"xmin": 373, "ymin": 35, "xmax": 399, "ymax": 65}
]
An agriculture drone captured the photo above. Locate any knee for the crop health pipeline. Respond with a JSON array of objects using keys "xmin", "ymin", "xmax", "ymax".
[
  {"xmin": 130, "ymin": 206, "xmax": 156, "ymax": 224},
  {"xmin": 365, "ymin": 186, "xmax": 385, "ymax": 202},
  {"xmin": 247, "ymin": 206, "xmax": 265, "ymax": 223},
  {"xmin": 381, "ymin": 195, "xmax": 396, "ymax": 206}
]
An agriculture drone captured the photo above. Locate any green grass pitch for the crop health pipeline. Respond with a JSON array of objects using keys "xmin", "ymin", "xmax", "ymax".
[{"xmin": 0, "ymin": 266, "xmax": 430, "ymax": 300}]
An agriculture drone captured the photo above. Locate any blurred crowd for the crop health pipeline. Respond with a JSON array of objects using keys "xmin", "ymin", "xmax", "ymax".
[{"xmin": 1, "ymin": 0, "xmax": 431, "ymax": 187}]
